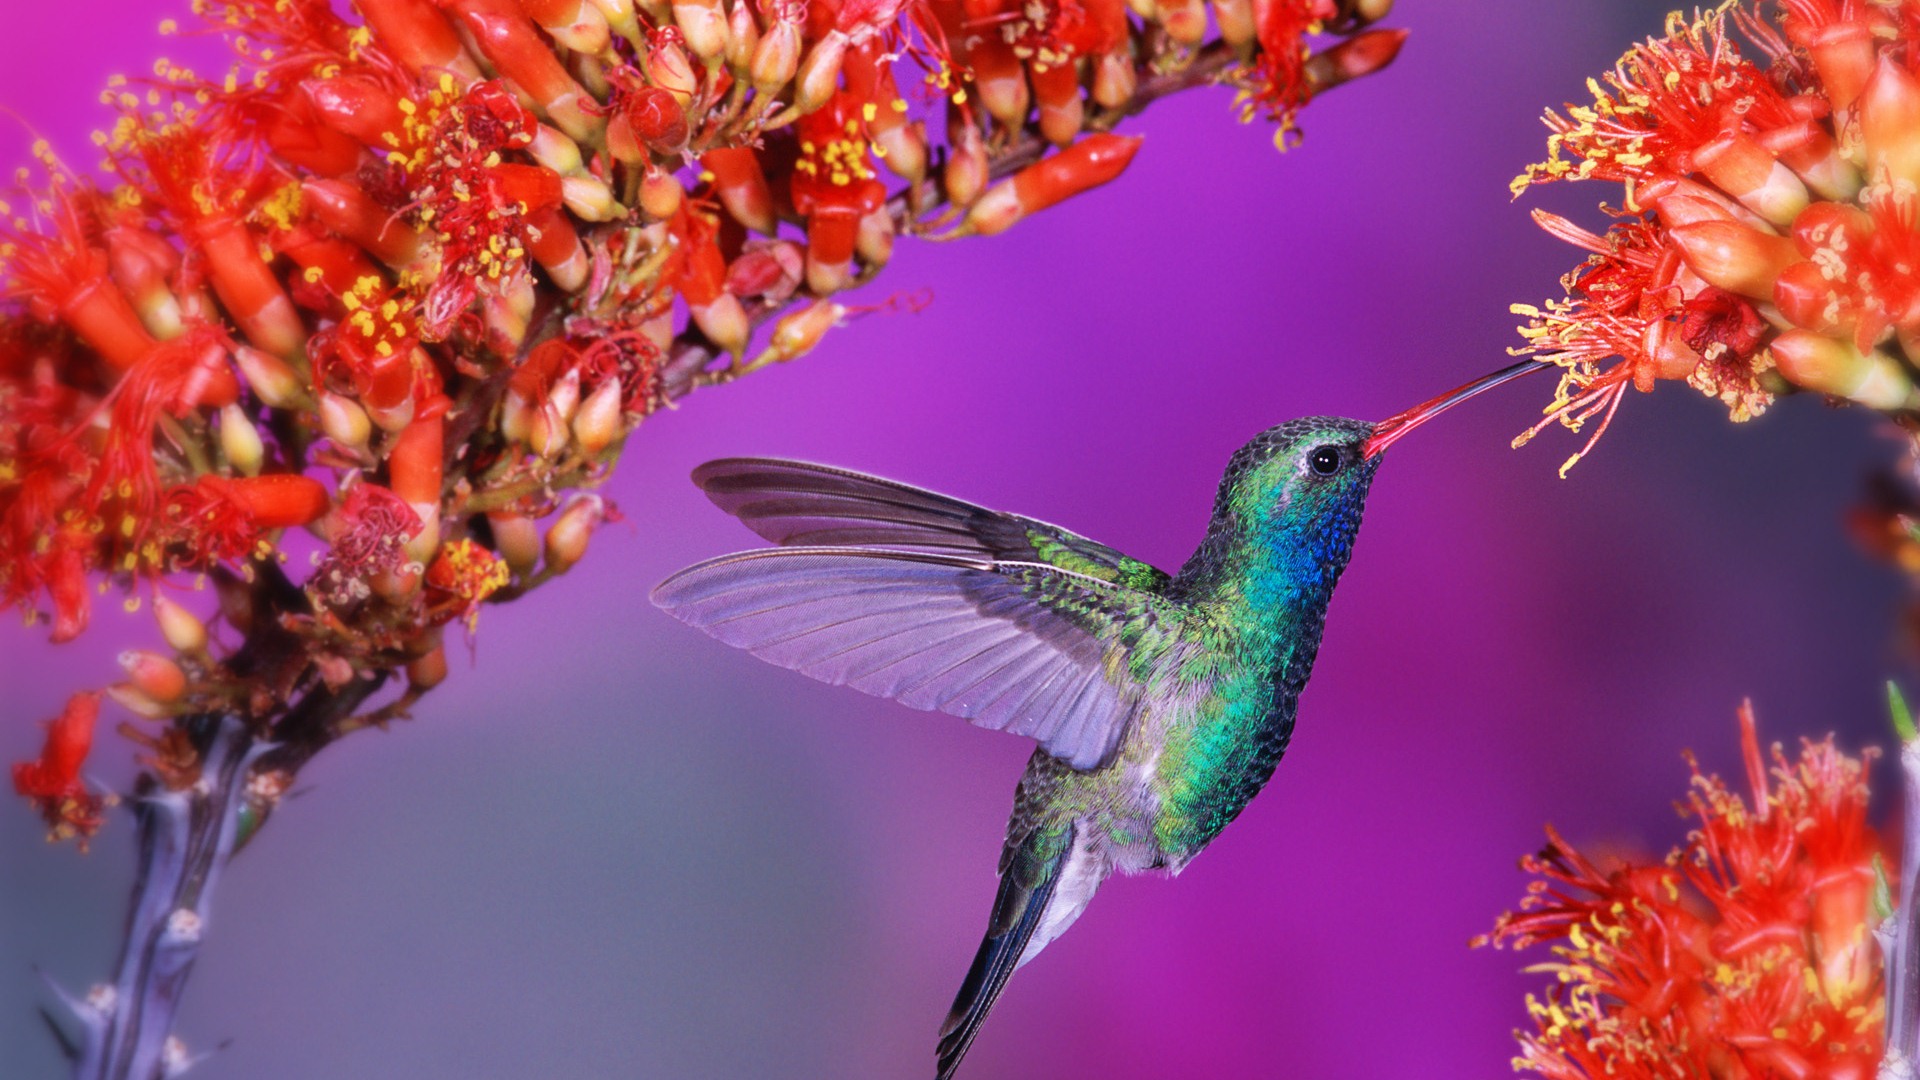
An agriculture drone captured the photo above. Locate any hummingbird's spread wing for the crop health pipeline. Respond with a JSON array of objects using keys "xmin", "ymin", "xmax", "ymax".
[
  {"xmin": 651, "ymin": 547, "xmax": 1175, "ymax": 769},
  {"xmin": 690, "ymin": 458, "xmax": 1173, "ymax": 593}
]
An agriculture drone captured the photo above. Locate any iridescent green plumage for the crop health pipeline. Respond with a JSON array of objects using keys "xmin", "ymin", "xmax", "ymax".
[
  {"xmin": 652, "ymin": 417, "xmax": 1378, "ymax": 1076},
  {"xmin": 654, "ymin": 362, "xmax": 1545, "ymax": 1078}
]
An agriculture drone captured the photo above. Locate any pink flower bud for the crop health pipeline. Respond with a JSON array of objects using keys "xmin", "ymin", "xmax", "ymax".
[
  {"xmin": 874, "ymin": 118, "xmax": 928, "ymax": 185},
  {"xmin": 1210, "ymin": 0, "xmax": 1255, "ymax": 54},
  {"xmin": 691, "ymin": 294, "xmax": 750, "ymax": 356},
  {"xmin": 1667, "ymin": 220, "xmax": 1800, "ymax": 302},
  {"xmin": 153, "ymin": 595, "xmax": 209, "ymax": 655},
  {"xmin": 856, "ymin": 206, "xmax": 894, "ymax": 268},
  {"xmin": 640, "ymin": 169, "xmax": 685, "ymax": 221},
  {"xmin": 561, "ymin": 175, "xmax": 622, "ymax": 222},
  {"xmin": 766, "ymin": 300, "xmax": 845, "ymax": 364},
  {"xmin": 1092, "ymin": 52, "xmax": 1136, "ymax": 110},
  {"xmin": 1303, "ymin": 28, "xmax": 1408, "ymax": 93},
  {"xmin": 726, "ymin": 0, "xmax": 759, "ymax": 74},
  {"xmin": 944, "ymin": 121, "xmax": 989, "ymax": 209},
  {"xmin": 407, "ymin": 644, "xmax": 449, "ymax": 690},
  {"xmin": 544, "ymin": 493, "xmax": 608, "ymax": 574},
  {"xmin": 793, "ymin": 30, "xmax": 849, "ymax": 115},
  {"xmin": 1860, "ymin": 54, "xmax": 1920, "ymax": 192},
  {"xmin": 650, "ymin": 38, "xmax": 700, "ymax": 106},
  {"xmin": 488, "ymin": 512, "xmax": 543, "ymax": 575},
  {"xmin": 119, "ymin": 650, "xmax": 188, "ymax": 704},
  {"xmin": 1805, "ymin": 20, "xmax": 1877, "ymax": 115},
  {"xmin": 573, "ymin": 377, "xmax": 626, "ymax": 454},
  {"xmin": 1771, "ymin": 329, "xmax": 1919, "ymax": 410},
  {"xmin": 750, "ymin": 19, "xmax": 802, "ymax": 93},
  {"xmin": 672, "ymin": 0, "xmax": 729, "ymax": 62},
  {"xmin": 1155, "ymin": 0, "xmax": 1206, "ymax": 47}
]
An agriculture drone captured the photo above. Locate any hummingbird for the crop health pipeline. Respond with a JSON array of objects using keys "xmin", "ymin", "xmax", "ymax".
[{"xmin": 650, "ymin": 359, "xmax": 1544, "ymax": 1078}]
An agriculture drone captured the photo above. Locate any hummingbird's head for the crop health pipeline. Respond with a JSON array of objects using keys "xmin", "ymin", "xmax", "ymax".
[{"xmin": 1199, "ymin": 417, "xmax": 1382, "ymax": 599}]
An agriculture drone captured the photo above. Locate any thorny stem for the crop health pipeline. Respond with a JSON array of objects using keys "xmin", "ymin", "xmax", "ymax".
[
  {"xmin": 1884, "ymin": 726, "xmax": 1920, "ymax": 1079},
  {"xmin": 60, "ymin": 38, "xmax": 1261, "ymax": 1080}
]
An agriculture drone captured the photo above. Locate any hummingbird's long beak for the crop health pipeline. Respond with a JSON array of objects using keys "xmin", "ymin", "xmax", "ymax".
[{"xmin": 1362, "ymin": 360, "xmax": 1551, "ymax": 459}]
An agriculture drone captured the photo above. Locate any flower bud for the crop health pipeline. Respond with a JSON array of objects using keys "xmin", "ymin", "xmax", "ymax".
[
  {"xmin": 520, "ymin": 0, "xmax": 611, "ymax": 54},
  {"xmin": 573, "ymin": 377, "xmax": 626, "ymax": 454},
  {"xmin": 233, "ymin": 344, "xmax": 307, "ymax": 410},
  {"xmin": 763, "ymin": 300, "xmax": 845, "ymax": 364},
  {"xmin": 319, "ymin": 392, "xmax": 372, "ymax": 450},
  {"xmin": 528, "ymin": 123, "xmax": 587, "ymax": 176},
  {"xmin": 672, "ymin": 0, "xmax": 729, "ymax": 62},
  {"xmin": 562, "ymin": 174, "xmax": 622, "ymax": 222},
  {"xmin": 691, "ymin": 295, "xmax": 750, "ymax": 356},
  {"xmin": 1806, "ymin": 20, "xmax": 1877, "ymax": 115},
  {"xmin": 650, "ymin": 37, "xmax": 700, "ymax": 106},
  {"xmin": 488, "ymin": 512, "xmax": 543, "ymax": 575},
  {"xmin": 639, "ymin": 168, "xmax": 685, "ymax": 221},
  {"xmin": 965, "ymin": 134, "xmax": 1143, "ymax": 237},
  {"xmin": 544, "ymin": 493, "xmax": 608, "ymax": 574},
  {"xmin": 1667, "ymin": 220, "xmax": 1799, "ymax": 302},
  {"xmin": 1861, "ymin": 54, "xmax": 1920, "ymax": 191},
  {"xmin": 726, "ymin": 0, "xmax": 759, "ymax": 74},
  {"xmin": 408, "ymin": 644, "xmax": 449, "ymax": 690},
  {"xmin": 1092, "ymin": 51, "xmax": 1136, "ymax": 110},
  {"xmin": 856, "ymin": 205, "xmax": 894, "ymax": 268},
  {"xmin": 1302, "ymin": 28, "xmax": 1408, "ymax": 93},
  {"xmin": 119, "ymin": 650, "xmax": 187, "ymax": 703},
  {"xmin": 1771, "ymin": 329, "xmax": 1920, "ymax": 410},
  {"xmin": 793, "ymin": 29, "xmax": 849, "ymax": 115},
  {"xmin": 107, "ymin": 684, "xmax": 171, "ymax": 720},
  {"xmin": 219, "ymin": 404, "xmax": 265, "ymax": 477},
  {"xmin": 873, "ymin": 118, "xmax": 928, "ymax": 185},
  {"xmin": 703, "ymin": 148, "xmax": 778, "ymax": 234},
  {"xmin": 501, "ymin": 388, "xmax": 535, "ymax": 443},
  {"xmin": 1693, "ymin": 132, "xmax": 1808, "ymax": 228},
  {"xmin": 1154, "ymin": 0, "xmax": 1206, "ymax": 47},
  {"xmin": 944, "ymin": 121, "xmax": 989, "ymax": 209},
  {"xmin": 1210, "ymin": 0, "xmax": 1255, "ymax": 54},
  {"xmin": 153, "ymin": 595, "xmax": 208, "ymax": 655},
  {"xmin": 750, "ymin": 18, "xmax": 802, "ymax": 92}
]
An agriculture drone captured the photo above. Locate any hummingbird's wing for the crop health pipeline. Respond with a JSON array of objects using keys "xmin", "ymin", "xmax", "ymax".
[
  {"xmin": 651, "ymin": 546, "xmax": 1177, "ymax": 769},
  {"xmin": 689, "ymin": 457, "xmax": 1173, "ymax": 593}
]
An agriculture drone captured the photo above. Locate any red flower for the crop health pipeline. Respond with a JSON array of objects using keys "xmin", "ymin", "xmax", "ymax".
[
  {"xmin": 12, "ymin": 693, "xmax": 106, "ymax": 847},
  {"xmin": 1479, "ymin": 704, "xmax": 1885, "ymax": 1079},
  {"xmin": 1513, "ymin": 2, "xmax": 1920, "ymax": 470}
]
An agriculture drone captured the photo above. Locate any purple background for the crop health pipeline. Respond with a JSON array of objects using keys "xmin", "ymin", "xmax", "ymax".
[{"xmin": 0, "ymin": 3, "xmax": 1908, "ymax": 1077}]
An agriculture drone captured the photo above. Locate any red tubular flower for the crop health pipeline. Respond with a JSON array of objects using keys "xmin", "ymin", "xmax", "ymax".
[
  {"xmin": 1479, "ymin": 704, "xmax": 1885, "ymax": 1080},
  {"xmin": 2, "ymin": 181, "xmax": 158, "ymax": 369},
  {"xmin": 12, "ymin": 693, "xmax": 105, "ymax": 847},
  {"xmin": 1513, "ymin": 2, "xmax": 1920, "ymax": 471},
  {"xmin": 0, "ymin": 0, "xmax": 1402, "ymax": 859}
]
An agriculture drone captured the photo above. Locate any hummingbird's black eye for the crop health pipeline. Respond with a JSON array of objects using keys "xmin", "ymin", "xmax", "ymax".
[{"xmin": 1308, "ymin": 446, "xmax": 1343, "ymax": 476}]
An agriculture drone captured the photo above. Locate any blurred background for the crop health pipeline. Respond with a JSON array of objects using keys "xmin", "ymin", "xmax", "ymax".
[{"xmin": 0, "ymin": 2, "xmax": 1906, "ymax": 1076}]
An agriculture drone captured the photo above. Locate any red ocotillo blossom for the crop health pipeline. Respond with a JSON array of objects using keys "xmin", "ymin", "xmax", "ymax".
[
  {"xmin": 0, "ymin": 0, "xmax": 1404, "ymax": 843},
  {"xmin": 1478, "ymin": 704, "xmax": 1886, "ymax": 1079},
  {"xmin": 1510, "ymin": 2, "xmax": 1920, "ymax": 475}
]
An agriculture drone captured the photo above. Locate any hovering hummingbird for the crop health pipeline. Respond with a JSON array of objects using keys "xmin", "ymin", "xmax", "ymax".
[{"xmin": 650, "ymin": 359, "xmax": 1543, "ymax": 1078}]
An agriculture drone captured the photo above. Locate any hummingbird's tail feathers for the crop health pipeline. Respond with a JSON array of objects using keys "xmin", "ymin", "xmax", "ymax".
[
  {"xmin": 937, "ymin": 826, "xmax": 1074, "ymax": 1080},
  {"xmin": 651, "ymin": 547, "xmax": 1158, "ymax": 770},
  {"xmin": 690, "ymin": 458, "xmax": 1174, "ymax": 593}
]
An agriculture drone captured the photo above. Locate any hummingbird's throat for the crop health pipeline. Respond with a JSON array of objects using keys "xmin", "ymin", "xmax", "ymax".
[{"xmin": 1362, "ymin": 360, "xmax": 1550, "ymax": 459}]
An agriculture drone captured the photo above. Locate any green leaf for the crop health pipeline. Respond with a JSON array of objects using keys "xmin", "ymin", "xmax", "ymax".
[{"xmin": 1892, "ymin": 681, "xmax": 1916, "ymax": 745}]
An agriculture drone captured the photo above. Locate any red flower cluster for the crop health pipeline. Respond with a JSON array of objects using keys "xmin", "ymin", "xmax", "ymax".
[
  {"xmin": 1480, "ymin": 705, "xmax": 1886, "ymax": 1079},
  {"xmin": 2, "ymin": 0, "xmax": 1404, "ymax": 840},
  {"xmin": 1511, "ymin": 2, "xmax": 1920, "ymax": 474}
]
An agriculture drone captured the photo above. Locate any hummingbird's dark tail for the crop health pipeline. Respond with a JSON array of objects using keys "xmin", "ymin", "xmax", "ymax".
[{"xmin": 936, "ymin": 826, "xmax": 1074, "ymax": 1080}]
